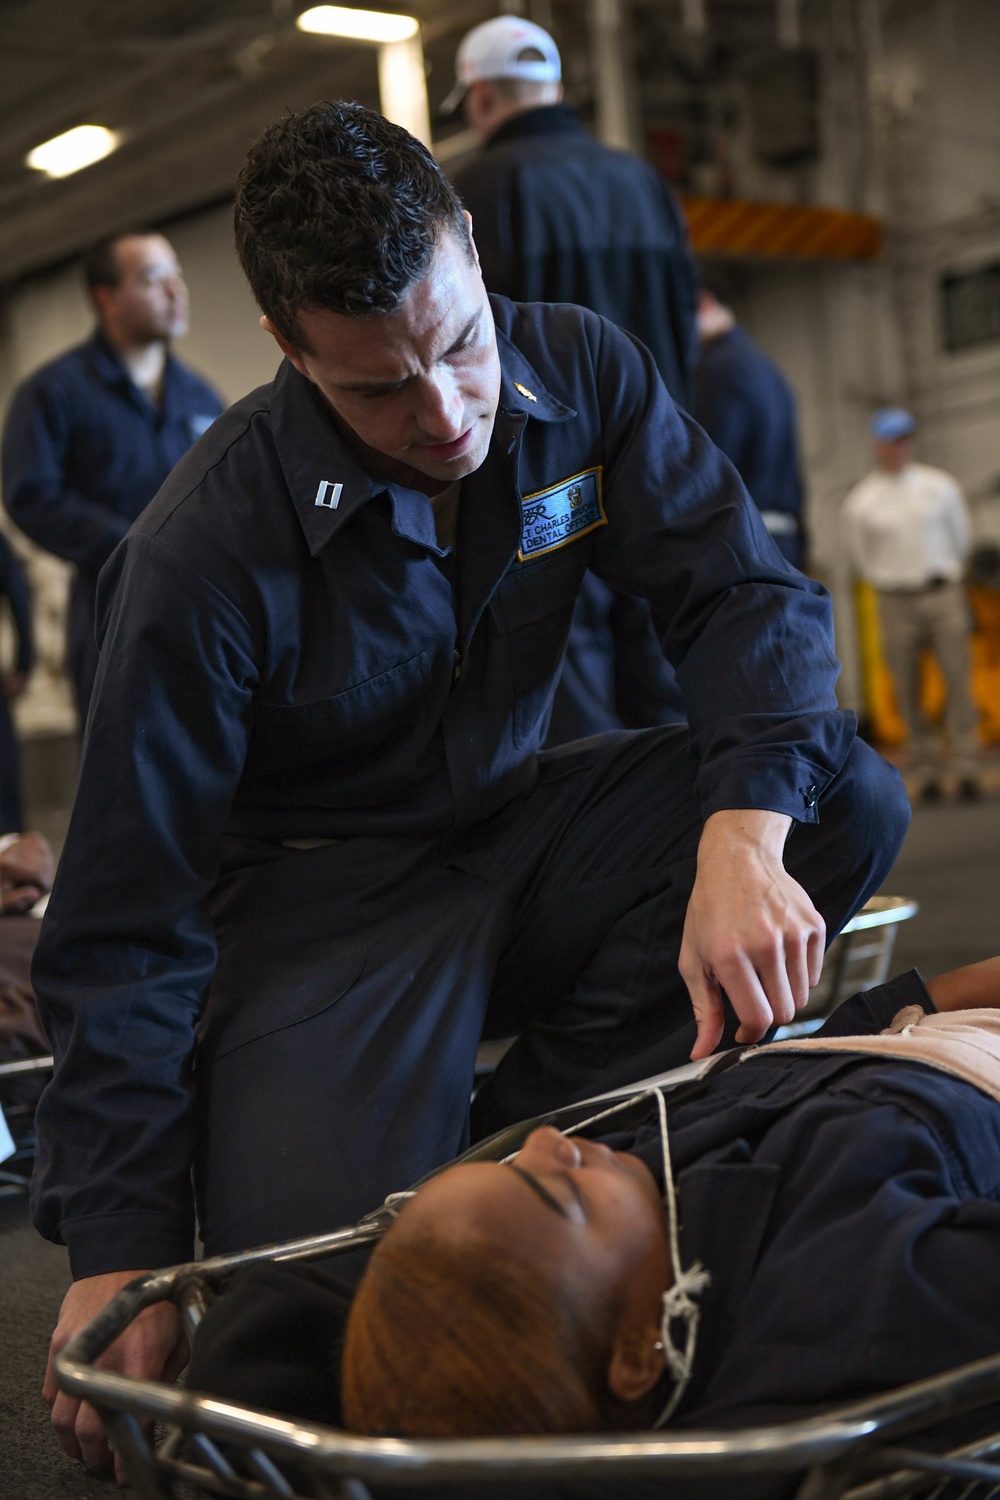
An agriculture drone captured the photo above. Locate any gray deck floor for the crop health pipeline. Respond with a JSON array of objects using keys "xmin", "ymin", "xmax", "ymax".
[{"xmin": 2, "ymin": 774, "xmax": 999, "ymax": 1496}]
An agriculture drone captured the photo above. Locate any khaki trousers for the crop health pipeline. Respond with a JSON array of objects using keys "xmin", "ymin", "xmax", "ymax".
[{"xmin": 878, "ymin": 582, "xmax": 980, "ymax": 777}]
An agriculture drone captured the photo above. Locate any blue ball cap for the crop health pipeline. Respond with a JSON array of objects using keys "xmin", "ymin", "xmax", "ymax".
[{"xmin": 870, "ymin": 407, "xmax": 916, "ymax": 442}]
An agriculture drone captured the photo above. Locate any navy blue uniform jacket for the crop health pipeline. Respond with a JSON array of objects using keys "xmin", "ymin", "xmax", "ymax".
[
  {"xmin": 692, "ymin": 326, "xmax": 805, "ymax": 558},
  {"xmin": 2, "ymin": 331, "xmax": 223, "ymax": 576},
  {"xmin": 452, "ymin": 106, "xmax": 698, "ymax": 407},
  {"xmin": 1, "ymin": 331, "xmax": 223, "ymax": 716},
  {"xmin": 186, "ymin": 972, "xmax": 1000, "ymax": 1499},
  {"xmin": 454, "ymin": 106, "xmax": 698, "ymax": 740},
  {"xmin": 30, "ymin": 298, "xmax": 854, "ymax": 1276}
]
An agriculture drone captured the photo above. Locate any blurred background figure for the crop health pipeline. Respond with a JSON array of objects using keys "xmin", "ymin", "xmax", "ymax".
[
  {"xmin": 448, "ymin": 13, "xmax": 695, "ymax": 743},
  {"xmin": 842, "ymin": 408, "xmax": 981, "ymax": 803},
  {"xmin": 0, "ymin": 534, "xmax": 33, "ymax": 835},
  {"xmin": 692, "ymin": 286, "xmax": 806, "ymax": 569},
  {"xmin": 448, "ymin": 13, "xmax": 697, "ymax": 400},
  {"xmin": 1, "ymin": 231, "xmax": 223, "ymax": 728}
]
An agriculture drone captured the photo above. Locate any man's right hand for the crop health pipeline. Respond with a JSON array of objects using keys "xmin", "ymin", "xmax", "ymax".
[{"xmin": 43, "ymin": 1271, "xmax": 187, "ymax": 1483}]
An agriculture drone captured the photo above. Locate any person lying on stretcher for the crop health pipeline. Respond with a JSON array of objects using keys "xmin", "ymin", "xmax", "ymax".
[{"xmin": 189, "ymin": 958, "xmax": 1000, "ymax": 1455}]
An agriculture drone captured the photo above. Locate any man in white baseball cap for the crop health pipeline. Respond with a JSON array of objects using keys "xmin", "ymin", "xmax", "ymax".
[
  {"xmin": 448, "ymin": 14, "xmax": 698, "ymax": 746},
  {"xmin": 441, "ymin": 14, "xmax": 561, "ymax": 117}
]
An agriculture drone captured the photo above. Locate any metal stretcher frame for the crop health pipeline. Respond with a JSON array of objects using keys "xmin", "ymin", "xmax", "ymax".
[{"xmin": 56, "ymin": 1061, "xmax": 1000, "ymax": 1500}]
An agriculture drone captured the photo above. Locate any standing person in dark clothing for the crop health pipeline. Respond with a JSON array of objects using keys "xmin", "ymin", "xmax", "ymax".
[
  {"xmin": 692, "ymin": 288, "xmax": 806, "ymax": 569},
  {"xmin": 449, "ymin": 15, "xmax": 696, "ymax": 739},
  {"xmin": 0, "ymin": 534, "xmax": 34, "ymax": 833},
  {"xmin": 1, "ymin": 231, "xmax": 223, "ymax": 726},
  {"xmin": 448, "ymin": 15, "xmax": 698, "ymax": 404}
]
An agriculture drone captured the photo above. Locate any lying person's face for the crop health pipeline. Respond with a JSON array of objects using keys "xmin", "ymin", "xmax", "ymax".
[
  {"xmin": 465, "ymin": 1126, "xmax": 672, "ymax": 1309},
  {"xmin": 342, "ymin": 1127, "xmax": 675, "ymax": 1436}
]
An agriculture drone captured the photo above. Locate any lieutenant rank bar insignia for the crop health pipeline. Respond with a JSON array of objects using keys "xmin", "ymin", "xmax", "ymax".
[
  {"xmin": 517, "ymin": 466, "xmax": 606, "ymax": 561},
  {"xmin": 314, "ymin": 480, "xmax": 344, "ymax": 509}
]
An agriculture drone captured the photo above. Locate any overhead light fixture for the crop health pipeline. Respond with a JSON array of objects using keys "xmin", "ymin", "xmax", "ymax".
[
  {"xmin": 26, "ymin": 124, "xmax": 120, "ymax": 178},
  {"xmin": 296, "ymin": 5, "xmax": 419, "ymax": 43}
]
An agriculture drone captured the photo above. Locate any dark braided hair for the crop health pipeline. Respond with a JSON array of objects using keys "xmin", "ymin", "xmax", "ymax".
[{"xmin": 234, "ymin": 101, "xmax": 470, "ymax": 349}]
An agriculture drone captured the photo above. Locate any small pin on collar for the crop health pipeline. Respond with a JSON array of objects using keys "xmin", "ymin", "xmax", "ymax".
[
  {"xmin": 514, "ymin": 382, "xmax": 537, "ymax": 403},
  {"xmin": 314, "ymin": 480, "xmax": 343, "ymax": 509}
]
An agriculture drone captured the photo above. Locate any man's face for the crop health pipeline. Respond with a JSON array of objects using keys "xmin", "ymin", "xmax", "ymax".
[
  {"xmin": 875, "ymin": 435, "xmax": 913, "ymax": 474},
  {"xmin": 97, "ymin": 235, "xmax": 189, "ymax": 344},
  {"xmin": 268, "ymin": 225, "xmax": 502, "ymax": 494}
]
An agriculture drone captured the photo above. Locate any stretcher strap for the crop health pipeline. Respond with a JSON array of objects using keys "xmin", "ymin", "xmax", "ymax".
[{"xmin": 649, "ymin": 1086, "xmax": 710, "ymax": 1427}]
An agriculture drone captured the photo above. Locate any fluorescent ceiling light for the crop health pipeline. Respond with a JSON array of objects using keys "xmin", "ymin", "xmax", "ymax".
[
  {"xmin": 26, "ymin": 124, "xmax": 120, "ymax": 178},
  {"xmin": 296, "ymin": 5, "xmax": 418, "ymax": 43}
]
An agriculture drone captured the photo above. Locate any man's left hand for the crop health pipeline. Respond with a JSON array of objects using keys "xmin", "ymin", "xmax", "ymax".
[
  {"xmin": 0, "ymin": 830, "xmax": 55, "ymax": 912},
  {"xmin": 679, "ymin": 808, "xmax": 825, "ymax": 1060}
]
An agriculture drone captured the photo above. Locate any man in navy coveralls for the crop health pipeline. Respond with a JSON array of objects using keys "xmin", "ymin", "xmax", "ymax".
[
  {"xmin": 33, "ymin": 103, "xmax": 908, "ymax": 1478},
  {"xmin": 450, "ymin": 13, "xmax": 694, "ymax": 740},
  {"xmin": 2, "ymin": 230, "xmax": 222, "ymax": 724}
]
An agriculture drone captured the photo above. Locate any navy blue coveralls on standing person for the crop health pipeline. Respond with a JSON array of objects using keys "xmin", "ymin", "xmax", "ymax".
[
  {"xmin": 692, "ymin": 323, "xmax": 806, "ymax": 569},
  {"xmin": 1, "ymin": 331, "xmax": 223, "ymax": 723},
  {"xmin": 30, "ymin": 298, "xmax": 909, "ymax": 1279},
  {"xmin": 0, "ymin": 534, "xmax": 34, "ymax": 832},
  {"xmin": 186, "ymin": 969, "xmax": 1000, "ymax": 1500},
  {"xmin": 453, "ymin": 104, "xmax": 696, "ymax": 741}
]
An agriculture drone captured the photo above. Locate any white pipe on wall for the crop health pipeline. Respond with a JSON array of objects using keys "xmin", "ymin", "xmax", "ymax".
[
  {"xmin": 777, "ymin": 0, "xmax": 801, "ymax": 48},
  {"xmin": 681, "ymin": 0, "xmax": 706, "ymax": 35},
  {"xmin": 377, "ymin": 33, "xmax": 431, "ymax": 145},
  {"xmin": 587, "ymin": 0, "xmax": 638, "ymax": 152}
]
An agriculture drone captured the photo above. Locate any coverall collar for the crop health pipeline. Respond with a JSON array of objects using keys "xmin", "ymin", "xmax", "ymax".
[
  {"xmin": 84, "ymin": 329, "xmax": 183, "ymax": 417},
  {"xmin": 484, "ymin": 102, "xmax": 584, "ymax": 150},
  {"xmin": 272, "ymin": 331, "xmax": 574, "ymax": 559}
]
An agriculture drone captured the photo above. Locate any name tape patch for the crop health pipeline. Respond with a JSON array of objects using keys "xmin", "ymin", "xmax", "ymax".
[{"xmin": 518, "ymin": 467, "xmax": 606, "ymax": 561}]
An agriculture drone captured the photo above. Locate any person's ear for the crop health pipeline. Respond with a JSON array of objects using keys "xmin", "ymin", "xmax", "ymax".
[
  {"xmin": 92, "ymin": 284, "xmax": 115, "ymax": 326},
  {"xmin": 464, "ymin": 80, "xmax": 495, "ymax": 138},
  {"xmin": 607, "ymin": 1323, "xmax": 666, "ymax": 1405},
  {"xmin": 260, "ymin": 316, "xmax": 310, "ymax": 378}
]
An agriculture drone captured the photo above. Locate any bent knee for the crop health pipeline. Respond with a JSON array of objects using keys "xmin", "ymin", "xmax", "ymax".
[{"xmin": 828, "ymin": 738, "xmax": 910, "ymax": 860}]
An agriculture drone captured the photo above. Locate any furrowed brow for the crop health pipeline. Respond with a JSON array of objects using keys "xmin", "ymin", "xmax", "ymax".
[
  {"xmin": 336, "ymin": 372, "xmax": 410, "ymax": 395},
  {"xmin": 336, "ymin": 311, "xmax": 482, "ymax": 395}
]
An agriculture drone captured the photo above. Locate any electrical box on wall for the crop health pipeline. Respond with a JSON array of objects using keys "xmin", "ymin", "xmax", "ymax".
[
  {"xmin": 941, "ymin": 263, "xmax": 1000, "ymax": 353},
  {"xmin": 747, "ymin": 50, "xmax": 820, "ymax": 167}
]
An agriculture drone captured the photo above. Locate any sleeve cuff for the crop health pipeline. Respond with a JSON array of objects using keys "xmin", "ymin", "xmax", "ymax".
[
  {"xmin": 699, "ymin": 755, "xmax": 831, "ymax": 827},
  {"xmin": 61, "ymin": 1211, "xmax": 196, "ymax": 1279}
]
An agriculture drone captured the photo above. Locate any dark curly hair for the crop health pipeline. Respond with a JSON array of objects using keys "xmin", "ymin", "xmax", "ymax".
[{"xmin": 234, "ymin": 101, "xmax": 470, "ymax": 349}]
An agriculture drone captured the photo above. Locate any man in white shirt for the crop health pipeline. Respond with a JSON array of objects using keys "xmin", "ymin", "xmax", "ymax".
[{"xmin": 842, "ymin": 408, "xmax": 981, "ymax": 801}]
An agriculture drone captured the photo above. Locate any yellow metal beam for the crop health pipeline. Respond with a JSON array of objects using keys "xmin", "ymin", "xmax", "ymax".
[{"xmin": 681, "ymin": 196, "xmax": 883, "ymax": 261}]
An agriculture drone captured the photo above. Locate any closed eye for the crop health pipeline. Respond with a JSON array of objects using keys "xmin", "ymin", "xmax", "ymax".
[{"xmin": 506, "ymin": 1163, "xmax": 586, "ymax": 1221}]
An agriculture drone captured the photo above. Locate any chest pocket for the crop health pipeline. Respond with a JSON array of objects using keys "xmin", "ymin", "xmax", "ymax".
[
  {"xmin": 489, "ymin": 551, "xmax": 586, "ymax": 747},
  {"xmin": 250, "ymin": 650, "xmax": 432, "ymax": 770}
]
